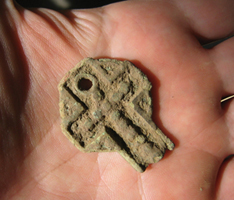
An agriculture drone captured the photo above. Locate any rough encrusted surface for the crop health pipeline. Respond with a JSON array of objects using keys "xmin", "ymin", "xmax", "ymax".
[{"xmin": 58, "ymin": 58, "xmax": 174, "ymax": 172}]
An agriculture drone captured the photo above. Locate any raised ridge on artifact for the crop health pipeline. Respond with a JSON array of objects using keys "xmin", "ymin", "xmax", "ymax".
[{"xmin": 58, "ymin": 58, "xmax": 174, "ymax": 172}]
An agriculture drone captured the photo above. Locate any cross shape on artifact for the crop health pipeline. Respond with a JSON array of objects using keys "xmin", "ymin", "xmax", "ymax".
[{"xmin": 59, "ymin": 58, "xmax": 174, "ymax": 172}]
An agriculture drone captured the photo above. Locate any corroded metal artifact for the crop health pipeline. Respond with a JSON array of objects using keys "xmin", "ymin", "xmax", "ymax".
[{"xmin": 58, "ymin": 58, "xmax": 174, "ymax": 172}]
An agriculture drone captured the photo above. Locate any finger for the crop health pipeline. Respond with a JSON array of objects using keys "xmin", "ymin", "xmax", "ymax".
[
  {"xmin": 222, "ymin": 99, "xmax": 234, "ymax": 152},
  {"xmin": 216, "ymin": 156, "xmax": 234, "ymax": 200},
  {"xmin": 172, "ymin": 0, "xmax": 234, "ymax": 41},
  {"xmin": 209, "ymin": 37, "xmax": 234, "ymax": 96},
  {"xmin": 208, "ymin": 37, "xmax": 234, "ymax": 152}
]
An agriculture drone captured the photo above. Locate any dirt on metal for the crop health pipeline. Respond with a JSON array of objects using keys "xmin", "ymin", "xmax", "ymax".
[{"xmin": 58, "ymin": 58, "xmax": 174, "ymax": 172}]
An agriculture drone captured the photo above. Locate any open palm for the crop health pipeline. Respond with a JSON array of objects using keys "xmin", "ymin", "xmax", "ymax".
[{"xmin": 1, "ymin": 0, "xmax": 234, "ymax": 199}]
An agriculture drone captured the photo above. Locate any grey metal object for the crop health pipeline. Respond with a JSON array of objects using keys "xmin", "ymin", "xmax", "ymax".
[{"xmin": 58, "ymin": 58, "xmax": 174, "ymax": 172}]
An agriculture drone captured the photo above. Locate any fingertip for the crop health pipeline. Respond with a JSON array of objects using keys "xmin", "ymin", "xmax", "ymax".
[{"xmin": 216, "ymin": 155, "xmax": 234, "ymax": 200}]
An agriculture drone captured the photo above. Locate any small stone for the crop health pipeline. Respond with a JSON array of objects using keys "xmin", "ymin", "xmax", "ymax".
[{"xmin": 58, "ymin": 58, "xmax": 174, "ymax": 172}]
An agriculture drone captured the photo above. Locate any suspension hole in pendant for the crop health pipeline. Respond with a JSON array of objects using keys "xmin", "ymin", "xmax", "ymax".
[{"xmin": 78, "ymin": 78, "xmax": 93, "ymax": 91}]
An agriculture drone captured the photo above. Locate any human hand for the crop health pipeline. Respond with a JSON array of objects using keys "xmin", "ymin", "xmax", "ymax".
[{"xmin": 0, "ymin": 0, "xmax": 234, "ymax": 199}]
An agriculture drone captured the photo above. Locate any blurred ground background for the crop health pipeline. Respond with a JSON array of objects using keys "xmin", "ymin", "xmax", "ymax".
[{"xmin": 15, "ymin": 0, "xmax": 124, "ymax": 9}]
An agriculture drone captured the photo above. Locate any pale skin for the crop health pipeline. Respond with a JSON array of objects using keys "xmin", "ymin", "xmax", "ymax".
[{"xmin": 0, "ymin": 0, "xmax": 234, "ymax": 199}]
